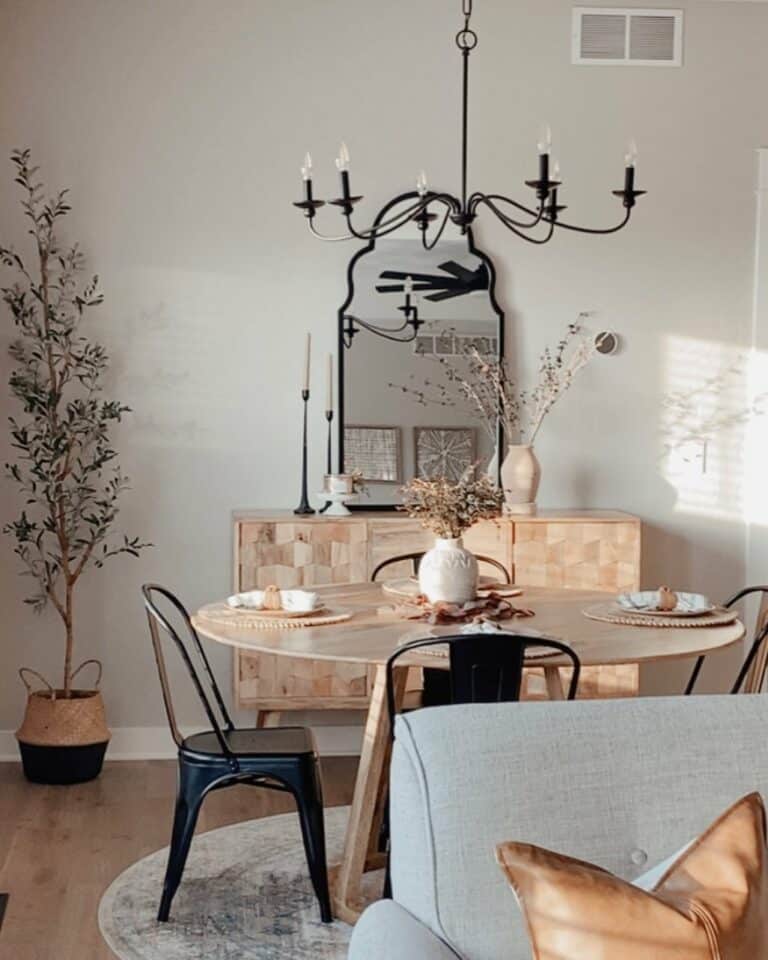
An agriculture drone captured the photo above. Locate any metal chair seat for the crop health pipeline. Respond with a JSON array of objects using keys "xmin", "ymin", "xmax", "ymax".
[{"xmin": 182, "ymin": 726, "xmax": 316, "ymax": 758}]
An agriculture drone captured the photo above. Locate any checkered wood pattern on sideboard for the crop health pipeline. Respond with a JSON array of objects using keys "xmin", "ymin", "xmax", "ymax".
[{"xmin": 231, "ymin": 511, "xmax": 642, "ymax": 716}]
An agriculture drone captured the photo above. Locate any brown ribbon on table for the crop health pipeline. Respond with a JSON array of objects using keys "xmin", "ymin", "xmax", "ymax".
[{"xmin": 393, "ymin": 592, "xmax": 535, "ymax": 626}]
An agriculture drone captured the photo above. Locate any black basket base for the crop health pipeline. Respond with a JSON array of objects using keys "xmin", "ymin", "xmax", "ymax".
[{"xmin": 18, "ymin": 740, "xmax": 108, "ymax": 785}]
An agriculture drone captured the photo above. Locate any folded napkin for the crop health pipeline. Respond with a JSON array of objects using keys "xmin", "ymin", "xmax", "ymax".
[
  {"xmin": 460, "ymin": 622, "xmax": 548, "ymax": 640},
  {"xmin": 227, "ymin": 589, "xmax": 320, "ymax": 613}
]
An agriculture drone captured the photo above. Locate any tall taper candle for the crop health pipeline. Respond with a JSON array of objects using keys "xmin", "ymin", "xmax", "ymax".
[
  {"xmin": 326, "ymin": 353, "xmax": 333, "ymax": 412},
  {"xmin": 303, "ymin": 333, "xmax": 311, "ymax": 392}
]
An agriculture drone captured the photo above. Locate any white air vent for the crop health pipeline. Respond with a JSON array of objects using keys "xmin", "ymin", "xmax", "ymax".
[{"xmin": 572, "ymin": 8, "xmax": 683, "ymax": 66}]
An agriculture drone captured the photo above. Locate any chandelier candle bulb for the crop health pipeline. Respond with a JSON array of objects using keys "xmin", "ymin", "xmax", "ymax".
[
  {"xmin": 417, "ymin": 170, "xmax": 428, "ymax": 196},
  {"xmin": 335, "ymin": 142, "xmax": 350, "ymax": 172}
]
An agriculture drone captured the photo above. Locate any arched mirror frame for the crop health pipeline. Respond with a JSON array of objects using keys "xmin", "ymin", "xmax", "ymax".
[{"xmin": 336, "ymin": 192, "xmax": 505, "ymax": 506}]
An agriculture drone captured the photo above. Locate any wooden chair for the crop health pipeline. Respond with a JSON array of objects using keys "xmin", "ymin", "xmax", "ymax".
[
  {"xmin": 685, "ymin": 586, "xmax": 768, "ymax": 695},
  {"xmin": 142, "ymin": 584, "xmax": 332, "ymax": 924},
  {"xmin": 372, "ymin": 551, "xmax": 511, "ymax": 584}
]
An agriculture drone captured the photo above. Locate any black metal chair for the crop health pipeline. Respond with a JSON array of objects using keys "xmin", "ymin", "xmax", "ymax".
[
  {"xmin": 371, "ymin": 551, "xmax": 512, "ymax": 585},
  {"xmin": 373, "ymin": 552, "xmax": 512, "ymax": 707},
  {"xmin": 385, "ymin": 632, "xmax": 581, "ymax": 721},
  {"xmin": 380, "ymin": 631, "xmax": 581, "ymax": 896},
  {"xmin": 142, "ymin": 584, "xmax": 332, "ymax": 924},
  {"xmin": 685, "ymin": 585, "xmax": 768, "ymax": 695}
]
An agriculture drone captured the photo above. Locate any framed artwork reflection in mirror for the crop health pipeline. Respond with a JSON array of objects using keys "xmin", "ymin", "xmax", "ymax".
[{"xmin": 343, "ymin": 425, "xmax": 402, "ymax": 483}]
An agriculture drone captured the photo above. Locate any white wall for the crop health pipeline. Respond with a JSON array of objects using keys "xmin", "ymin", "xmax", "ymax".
[
  {"xmin": 1, "ymin": 0, "xmax": 766, "ymax": 742},
  {"xmin": 746, "ymin": 150, "xmax": 768, "ymax": 603}
]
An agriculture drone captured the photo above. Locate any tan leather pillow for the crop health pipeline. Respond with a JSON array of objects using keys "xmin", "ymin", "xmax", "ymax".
[{"xmin": 496, "ymin": 792, "xmax": 768, "ymax": 960}]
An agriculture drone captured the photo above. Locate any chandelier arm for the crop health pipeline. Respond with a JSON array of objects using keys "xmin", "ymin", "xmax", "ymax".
[
  {"xmin": 479, "ymin": 198, "xmax": 557, "ymax": 244},
  {"xmin": 344, "ymin": 210, "xmax": 427, "ymax": 241},
  {"xmin": 344, "ymin": 193, "xmax": 458, "ymax": 242},
  {"xmin": 344, "ymin": 315, "xmax": 419, "ymax": 344},
  {"xmin": 307, "ymin": 221, "xmax": 356, "ymax": 242},
  {"xmin": 343, "ymin": 202, "xmax": 426, "ymax": 240},
  {"xmin": 421, "ymin": 205, "xmax": 453, "ymax": 251},
  {"xmin": 546, "ymin": 208, "xmax": 632, "ymax": 235},
  {"xmin": 473, "ymin": 193, "xmax": 546, "ymax": 228}
]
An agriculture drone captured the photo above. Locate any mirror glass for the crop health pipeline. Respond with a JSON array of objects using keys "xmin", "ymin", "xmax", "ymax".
[{"xmin": 340, "ymin": 222, "xmax": 503, "ymax": 505}]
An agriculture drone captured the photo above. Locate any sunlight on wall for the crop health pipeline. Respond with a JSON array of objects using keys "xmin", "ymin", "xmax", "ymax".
[
  {"xmin": 745, "ymin": 346, "xmax": 768, "ymax": 528},
  {"xmin": 660, "ymin": 335, "xmax": 760, "ymax": 521}
]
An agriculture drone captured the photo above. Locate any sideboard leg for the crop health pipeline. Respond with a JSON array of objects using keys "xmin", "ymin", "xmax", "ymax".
[{"xmin": 255, "ymin": 711, "xmax": 281, "ymax": 728}]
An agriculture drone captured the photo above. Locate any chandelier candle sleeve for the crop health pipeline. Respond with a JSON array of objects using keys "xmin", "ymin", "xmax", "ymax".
[
  {"xmin": 303, "ymin": 333, "xmax": 311, "ymax": 392},
  {"xmin": 326, "ymin": 353, "xmax": 333, "ymax": 412},
  {"xmin": 301, "ymin": 152, "xmax": 313, "ymax": 204}
]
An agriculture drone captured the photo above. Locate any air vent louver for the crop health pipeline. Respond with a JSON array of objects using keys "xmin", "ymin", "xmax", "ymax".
[{"xmin": 573, "ymin": 8, "xmax": 683, "ymax": 66}]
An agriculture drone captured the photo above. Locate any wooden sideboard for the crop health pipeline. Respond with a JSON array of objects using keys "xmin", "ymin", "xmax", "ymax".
[{"xmin": 231, "ymin": 509, "xmax": 642, "ymax": 719}]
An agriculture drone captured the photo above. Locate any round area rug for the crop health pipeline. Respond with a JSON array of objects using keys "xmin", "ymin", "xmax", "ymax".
[{"xmin": 99, "ymin": 805, "xmax": 375, "ymax": 960}]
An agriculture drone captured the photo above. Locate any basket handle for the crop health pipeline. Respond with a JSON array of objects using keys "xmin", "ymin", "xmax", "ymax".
[
  {"xmin": 70, "ymin": 659, "xmax": 103, "ymax": 689},
  {"xmin": 19, "ymin": 668, "xmax": 55, "ymax": 699}
]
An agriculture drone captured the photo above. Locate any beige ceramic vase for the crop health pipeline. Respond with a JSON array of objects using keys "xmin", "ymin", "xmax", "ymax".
[
  {"xmin": 500, "ymin": 444, "xmax": 541, "ymax": 515},
  {"xmin": 418, "ymin": 537, "xmax": 479, "ymax": 604}
]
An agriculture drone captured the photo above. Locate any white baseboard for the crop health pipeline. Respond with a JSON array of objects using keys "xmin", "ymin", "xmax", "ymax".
[{"xmin": 0, "ymin": 724, "xmax": 363, "ymax": 762}]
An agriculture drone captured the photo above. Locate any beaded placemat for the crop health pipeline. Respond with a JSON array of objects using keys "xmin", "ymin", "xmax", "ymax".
[
  {"xmin": 582, "ymin": 603, "xmax": 738, "ymax": 629},
  {"xmin": 197, "ymin": 603, "xmax": 354, "ymax": 629}
]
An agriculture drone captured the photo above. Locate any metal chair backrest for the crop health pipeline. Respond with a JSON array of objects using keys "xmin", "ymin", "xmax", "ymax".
[
  {"xmin": 385, "ymin": 632, "xmax": 581, "ymax": 724},
  {"xmin": 685, "ymin": 586, "xmax": 768, "ymax": 695},
  {"xmin": 730, "ymin": 586, "xmax": 768, "ymax": 693},
  {"xmin": 142, "ymin": 584, "xmax": 235, "ymax": 755},
  {"xmin": 372, "ymin": 552, "xmax": 511, "ymax": 584}
]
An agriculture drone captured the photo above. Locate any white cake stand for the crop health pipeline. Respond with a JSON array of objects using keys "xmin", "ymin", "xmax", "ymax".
[{"xmin": 317, "ymin": 491, "xmax": 358, "ymax": 517}]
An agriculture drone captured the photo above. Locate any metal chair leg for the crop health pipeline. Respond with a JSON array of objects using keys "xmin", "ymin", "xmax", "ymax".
[
  {"xmin": 684, "ymin": 655, "xmax": 705, "ymax": 695},
  {"xmin": 731, "ymin": 629, "xmax": 768, "ymax": 694},
  {"xmin": 290, "ymin": 765, "xmax": 332, "ymax": 923},
  {"xmin": 157, "ymin": 763, "xmax": 211, "ymax": 922}
]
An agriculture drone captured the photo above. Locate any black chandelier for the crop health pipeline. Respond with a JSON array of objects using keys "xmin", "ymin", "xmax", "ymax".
[{"xmin": 294, "ymin": 0, "xmax": 646, "ymax": 248}]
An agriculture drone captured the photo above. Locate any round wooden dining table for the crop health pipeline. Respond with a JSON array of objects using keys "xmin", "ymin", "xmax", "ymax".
[{"xmin": 193, "ymin": 581, "xmax": 744, "ymax": 924}]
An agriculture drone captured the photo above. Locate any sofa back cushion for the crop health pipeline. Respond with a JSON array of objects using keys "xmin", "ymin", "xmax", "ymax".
[{"xmin": 390, "ymin": 695, "xmax": 768, "ymax": 960}]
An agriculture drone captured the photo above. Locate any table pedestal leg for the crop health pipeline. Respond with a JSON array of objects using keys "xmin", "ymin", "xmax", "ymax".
[
  {"xmin": 544, "ymin": 666, "xmax": 566, "ymax": 700},
  {"xmin": 331, "ymin": 663, "xmax": 407, "ymax": 924}
]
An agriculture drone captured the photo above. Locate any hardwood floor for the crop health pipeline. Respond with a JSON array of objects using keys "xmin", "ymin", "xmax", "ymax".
[{"xmin": 0, "ymin": 758, "xmax": 358, "ymax": 960}]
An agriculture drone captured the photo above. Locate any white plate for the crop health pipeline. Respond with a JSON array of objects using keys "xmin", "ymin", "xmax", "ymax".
[{"xmin": 617, "ymin": 590, "xmax": 714, "ymax": 617}]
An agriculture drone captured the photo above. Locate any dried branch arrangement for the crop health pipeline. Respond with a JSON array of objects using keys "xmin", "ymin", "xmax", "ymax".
[
  {"xmin": 1, "ymin": 150, "xmax": 150, "ymax": 695},
  {"xmin": 390, "ymin": 316, "xmax": 598, "ymax": 446},
  {"xmin": 400, "ymin": 472, "xmax": 503, "ymax": 539}
]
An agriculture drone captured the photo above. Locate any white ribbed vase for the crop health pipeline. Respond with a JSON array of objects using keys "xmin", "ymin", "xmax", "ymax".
[
  {"xmin": 418, "ymin": 537, "xmax": 478, "ymax": 604},
  {"xmin": 500, "ymin": 444, "xmax": 541, "ymax": 515}
]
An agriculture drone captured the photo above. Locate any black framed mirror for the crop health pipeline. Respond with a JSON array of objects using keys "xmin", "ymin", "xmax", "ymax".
[{"xmin": 337, "ymin": 192, "xmax": 504, "ymax": 508}]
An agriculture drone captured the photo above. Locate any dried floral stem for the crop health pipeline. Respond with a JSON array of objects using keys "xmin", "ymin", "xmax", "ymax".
[
  {"xmin": 390, "ymin": 315, "xmax": 598, "ymax": 449},
  {"xmin": 400, "ymin": 472, "xmax": 503, "ymax": 539}
]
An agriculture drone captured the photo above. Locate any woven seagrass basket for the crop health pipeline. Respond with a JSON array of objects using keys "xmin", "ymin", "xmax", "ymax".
[{"xmin": 15, "ymin": 660, "xmax": 110, "ymax": 784}]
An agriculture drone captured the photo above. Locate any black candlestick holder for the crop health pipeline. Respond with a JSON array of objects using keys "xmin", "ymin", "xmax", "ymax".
[
  {"xmin": 294, "ymin": 388, "xmax": 316, "ymax": 515},
  {"xmin": 319, "ymin": 409, "xmax": 334, "ymax": 514}
]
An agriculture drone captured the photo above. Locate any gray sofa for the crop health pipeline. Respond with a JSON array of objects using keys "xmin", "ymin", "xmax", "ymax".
[{"xmin": 348, "ymin": 695, "xmax": 768, "ymax": 960}]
